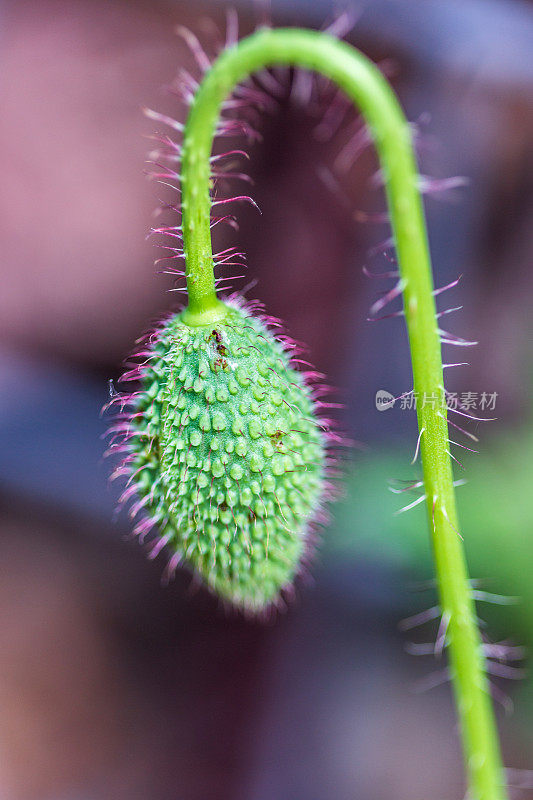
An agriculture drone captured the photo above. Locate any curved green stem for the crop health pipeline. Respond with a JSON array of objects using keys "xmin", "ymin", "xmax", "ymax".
[{"xmin": 180, "ymin": 28, "xmax": 507, "ymax": 800}]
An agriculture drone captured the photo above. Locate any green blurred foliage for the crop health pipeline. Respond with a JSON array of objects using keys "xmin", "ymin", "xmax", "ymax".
[{"xmin": 327, "ymin": 424, "xmax": 533, "ymax": 715}]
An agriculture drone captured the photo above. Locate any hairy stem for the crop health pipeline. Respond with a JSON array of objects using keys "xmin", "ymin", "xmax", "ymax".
[{"xmin": 180, "ymin": 28, "xmax": 506, "ymax": 799}]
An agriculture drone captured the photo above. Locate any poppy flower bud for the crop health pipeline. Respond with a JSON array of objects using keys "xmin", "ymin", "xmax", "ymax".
[{"xmin": 113, "ymin": 300, "xmax": 332, "ymax": 613}]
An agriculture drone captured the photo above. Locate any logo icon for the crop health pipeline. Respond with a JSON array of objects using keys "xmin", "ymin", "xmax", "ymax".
[{"xmin": 375, "ymin": 389, "xmax": 395, "ymax": 411}]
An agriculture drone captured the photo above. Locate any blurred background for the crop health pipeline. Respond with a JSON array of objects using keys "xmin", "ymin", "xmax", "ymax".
[{"xmin": 0, "ymin": 0, "xmax": 532, "ymax": 797}]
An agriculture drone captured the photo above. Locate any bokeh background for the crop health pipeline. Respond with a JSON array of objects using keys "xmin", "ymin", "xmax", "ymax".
[{"xmin": 1, "ymin": 0, "xmax": 532, "ymax": 798}]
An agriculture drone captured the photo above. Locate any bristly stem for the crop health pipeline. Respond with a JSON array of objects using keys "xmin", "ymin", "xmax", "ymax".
[{"xmin": 179, "ymin": 28, "xmax": 507, "ymax": 799}]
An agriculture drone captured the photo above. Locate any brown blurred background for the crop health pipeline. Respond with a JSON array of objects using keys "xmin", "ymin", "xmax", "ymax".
[{"xmin": 1, "ymin": 1, "xmax": 532, "ymax": 798}]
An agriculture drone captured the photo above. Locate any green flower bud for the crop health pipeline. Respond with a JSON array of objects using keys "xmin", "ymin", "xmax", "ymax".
[{"xmin": 110, "ymin": 300, "xmax": 334, "ymax": 614}]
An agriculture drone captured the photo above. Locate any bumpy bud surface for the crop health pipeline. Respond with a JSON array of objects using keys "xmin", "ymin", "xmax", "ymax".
[{"xmin": 114, "ymin": 301, "xmax": 329, "ymax": 613}]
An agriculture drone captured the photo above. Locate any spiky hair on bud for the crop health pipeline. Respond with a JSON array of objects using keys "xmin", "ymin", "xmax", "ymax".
[{"xmin": 106, "ymin": 296, "xmax": 340, "ymax": 614}]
